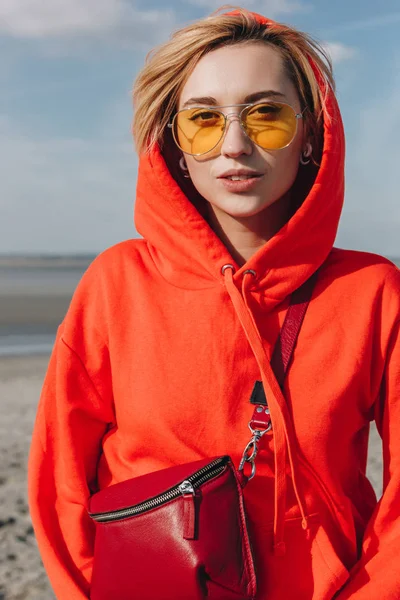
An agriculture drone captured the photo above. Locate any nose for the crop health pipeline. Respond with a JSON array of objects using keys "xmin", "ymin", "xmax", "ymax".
[{"xmin": 220, "ymin": 114, "xmax": 253, "ymax": 158}]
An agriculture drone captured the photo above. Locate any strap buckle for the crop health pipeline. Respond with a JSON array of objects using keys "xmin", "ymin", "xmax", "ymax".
[{"xmin": 238, "ymin": 407, "xmax": 272, "ymax": 481}]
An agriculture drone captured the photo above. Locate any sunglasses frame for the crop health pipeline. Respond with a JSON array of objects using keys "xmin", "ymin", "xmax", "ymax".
[{"xmin": 167, "ymin": 101, "xmax": 304, "ymax": 156}]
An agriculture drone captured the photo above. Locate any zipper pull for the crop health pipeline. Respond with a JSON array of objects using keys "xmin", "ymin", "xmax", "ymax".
[{"xmin": 178, "ymin": 480, "xmax": 196, "ymax": 540}]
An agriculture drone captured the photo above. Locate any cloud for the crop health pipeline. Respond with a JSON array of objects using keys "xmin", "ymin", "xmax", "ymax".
[
  {"xmin": 321, "ymin": 42, "xmax": 358, "ymax": 65},
  {"xmin": 186, "ymin": 0, "xmax": 309, "ymax": 17},
  {"xmin": 0, "ymin": 114, "xmax": 139, "ymax": 254},
  {"xmin": 336, "ymin": 60, "xmax": 400, "ymax": 257},
  {"xmin": 323, "ymin": 11, "xmax": 400, "ymax": 35},
  {"xmin": 0, "ymin": 0, "xmax": 178, "ymax": 48}
]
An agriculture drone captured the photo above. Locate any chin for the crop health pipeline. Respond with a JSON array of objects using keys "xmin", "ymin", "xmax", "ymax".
[{"xmin": 211, "ymin": 193, "xmax": 276, "ymax": 218}]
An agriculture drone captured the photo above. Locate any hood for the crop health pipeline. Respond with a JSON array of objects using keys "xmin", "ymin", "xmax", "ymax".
[{"xmin": 134, "ymin": 11, "xmax": 345, "ymax": 306}]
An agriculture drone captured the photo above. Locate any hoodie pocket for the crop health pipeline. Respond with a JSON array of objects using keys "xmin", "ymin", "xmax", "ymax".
[
  {"xmin": 310, "ymin": 519, "xmax": 350, "ymax": 599},
  {"xmin": 251, "ymin": 514, "xmax": 350, "ymax": 600}
]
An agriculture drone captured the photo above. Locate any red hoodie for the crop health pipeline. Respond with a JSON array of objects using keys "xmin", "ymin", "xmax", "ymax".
[{"xmin": 28, "ymin": 13, "xmax": 400, "ymax": 600}]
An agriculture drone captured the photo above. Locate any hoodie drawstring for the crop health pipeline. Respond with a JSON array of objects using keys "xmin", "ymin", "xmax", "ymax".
[{"xmin": 222, "ymin": 265, "xmax": 309, "ymax": 554}]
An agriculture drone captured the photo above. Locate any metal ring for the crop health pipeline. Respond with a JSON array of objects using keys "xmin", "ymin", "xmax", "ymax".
[
  {"xmin": 221, "ymin": 264, "xmax": 235, "ymax": 275},
  {"xmin": 243, "ymin": 269, "xmax": 257, "ymax": 277},
  {"xmin": 238, "ymin": 456, "xmax": 257, "ymax": 480}
]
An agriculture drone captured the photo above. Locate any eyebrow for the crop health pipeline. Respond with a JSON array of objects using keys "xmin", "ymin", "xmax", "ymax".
[{"xmin": 181, "ymin": 90, "xmax": 286, "ymax": 108}]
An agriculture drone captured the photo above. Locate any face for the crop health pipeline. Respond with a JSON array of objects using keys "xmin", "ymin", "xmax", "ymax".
[{"xmin": 177, "ymin": 43, "xmax": 306, "ymax": 219}]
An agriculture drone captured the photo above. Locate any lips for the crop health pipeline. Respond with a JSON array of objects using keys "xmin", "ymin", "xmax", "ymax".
[
  {"xmin": 218, "ymin": 169, "xmax": 263, "ymax": 180},
  {"xmin": 217, "ymin": 170, "xmax": 264, "ymax": 193}
]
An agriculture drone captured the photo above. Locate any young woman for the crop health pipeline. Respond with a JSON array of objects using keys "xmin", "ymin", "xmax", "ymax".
[{"xmin": 28, "ymin": 7, "xmax": 400, "ymax": 600}]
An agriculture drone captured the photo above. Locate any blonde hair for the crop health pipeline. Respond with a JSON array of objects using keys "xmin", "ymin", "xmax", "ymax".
[{"xmin": 132, "ymin": 6, "xmax": 335, "ymax": 159}]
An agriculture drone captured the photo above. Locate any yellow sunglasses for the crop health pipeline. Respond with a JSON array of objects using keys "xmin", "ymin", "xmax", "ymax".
[{"xmin": 168, "ymin": 101, "xmax": 304, "ymax": 156}]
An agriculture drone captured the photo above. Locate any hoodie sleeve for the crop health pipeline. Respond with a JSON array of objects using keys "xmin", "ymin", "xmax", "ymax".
[
  {"xmin": 336, "ymin": 317, "xmax": 400, "ymax": 599},
  {"xmin": 28, "ymin": 263, "xmax": 115, "ymax": 599}
]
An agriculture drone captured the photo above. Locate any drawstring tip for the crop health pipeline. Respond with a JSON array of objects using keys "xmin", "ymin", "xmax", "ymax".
[
  {"xmin": 301, "ymin": 517, "xmax": 309, "ymax": 531},
  {"xmin": 273, "ymin": 541, "xmax": 286, "ymax": 557}
]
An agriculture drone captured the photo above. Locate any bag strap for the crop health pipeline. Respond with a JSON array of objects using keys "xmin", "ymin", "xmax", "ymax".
[
  {"xmin": 271, "ymin": 269, "xmax": 319, "ymax": 388},
  {"xmin": 248, "ymin": 270, "xmax": 318, "ymax": 431}
]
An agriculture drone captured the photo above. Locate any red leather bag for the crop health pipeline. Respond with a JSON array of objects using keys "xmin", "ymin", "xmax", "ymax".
[
  {"xmin": 89, "ymin": 455, "xmax": 256, "ymax": 599},
  {"xmin": 88, "ymin": 275, "xmax": 317, "ymax": 600}
]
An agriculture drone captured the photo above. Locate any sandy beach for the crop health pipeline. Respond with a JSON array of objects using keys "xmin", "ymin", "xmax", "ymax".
[
  {"xmin": 0, "ymin": 352, "xmax": 383, "ymax": 600},
  {"xmin": 0, "ymin": 355, "xmax": 55, "ymax": 600}
]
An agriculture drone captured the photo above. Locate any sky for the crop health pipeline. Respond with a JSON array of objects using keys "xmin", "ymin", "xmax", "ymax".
[{"xmin": 1, "ymin": 0, "xmax": 399, "ymax": 257}]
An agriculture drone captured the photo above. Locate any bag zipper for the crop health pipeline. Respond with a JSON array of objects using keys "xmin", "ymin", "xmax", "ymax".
[{"xmin": 89, "ymin": 456, "xmax": 230, "ymax": 523}]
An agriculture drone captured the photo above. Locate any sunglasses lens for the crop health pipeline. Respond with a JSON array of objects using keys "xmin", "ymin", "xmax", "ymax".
[
  {"xmin": 243, "ymin": 103, "xmax": 298, "ymax": 150},
  {"xmin": 173, "ymin": 108, "xmax": 225, "ymax": 155}
]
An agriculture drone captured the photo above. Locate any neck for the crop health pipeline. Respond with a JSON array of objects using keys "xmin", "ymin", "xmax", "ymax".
[{"xmin": 206, "ymin": 194, "xmax": 292, "ymax": 267}]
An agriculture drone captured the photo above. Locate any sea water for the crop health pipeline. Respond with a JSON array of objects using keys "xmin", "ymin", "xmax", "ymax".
[{"xmin": 0, "ymin": 262, "xmax": 90, "ymax": 357}]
